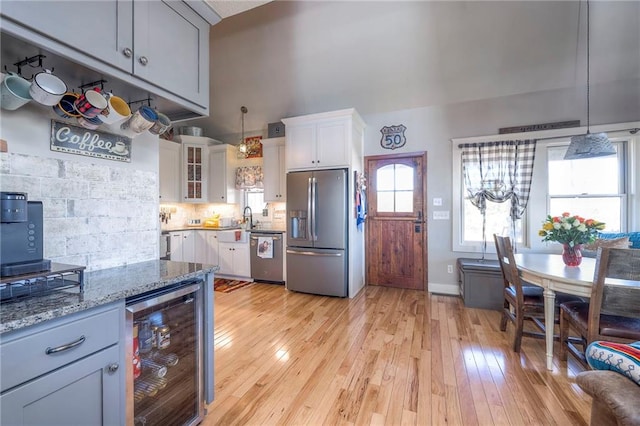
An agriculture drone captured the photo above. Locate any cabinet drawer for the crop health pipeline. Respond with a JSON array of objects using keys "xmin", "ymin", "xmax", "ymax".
[{"xmin": 1, "ymin": 302, "xmax": 122, "ymax": 392}]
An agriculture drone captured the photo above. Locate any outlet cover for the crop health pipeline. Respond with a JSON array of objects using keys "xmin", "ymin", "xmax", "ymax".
[
  {"xmin": 433, "ymin": 197, "xmax": 442, "ymax": 206},
  {"xmin": 433, "ymin": 210, "xmax": 450, "ymax": 220}
]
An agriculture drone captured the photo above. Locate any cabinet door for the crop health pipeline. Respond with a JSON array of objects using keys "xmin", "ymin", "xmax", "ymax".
[
  {"xmin": 263, "ymin": 144, "xmax": 281, "ymax": 202},
  {"xmin": 159, "ymin": 140, "xmax": 181, "ymax": 202},
  {"xmin": 286, "ymin": 124, "xmax": 316, "ymax": 170},
  {"xmin": 133, "ymin": 0, "xmax": 209, "ymax": 107},
  {"xmin": 232, "ymin": 244, "xmax": 251, "ymax": 278},
  {"xmin": 194, "ymin": 231, "xmax": 208, "ymax": 264},
  {"xmin": 183, "ymin": 144, "xmax": 207, "ymax": 203},
  {"xmin": 1, "ymin": 1, "xmax": 133, "ymax": 73},
  {"xmin": 1, "ymin": 345, "xmax": 122, "ymax": 426},
  {"xmin": 218, "ymin": 244, "xmax": 234, "ymax": 275},
  {"xmin": 182, "ymin": 230, "xmax": 196, "ymax": 262},
  {"xmin": 169, "ymin": 232, "xmax": 184, "ymax": 261},
  {"xmin": 208, "ymin": 150, "xmax": 227, "ymax": 203},
  {"xmin": 277, "ymin": 145, "xmax": 287, "ymax": 201},
  {"xmin": 316, "ymin": 119, "xmax": 349, "ymax": 168},
  {"xmin": 205, "ymin": 232, "xmax": 219, "ymax": 266}
]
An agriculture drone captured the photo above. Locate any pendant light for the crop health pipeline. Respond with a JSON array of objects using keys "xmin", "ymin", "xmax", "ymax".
[
  {"xmin": 564, "ymin": 0, "xmax": 616, "ymax": 160},
  {"xmin": 238, "ymin": 106, "xmax": 248, "ymax": 158}
]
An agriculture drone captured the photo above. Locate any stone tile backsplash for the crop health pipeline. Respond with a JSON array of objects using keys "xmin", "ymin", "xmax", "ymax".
[{"xmin": 0, "ymin": 152, "xmax": 159, "ymax": 271}]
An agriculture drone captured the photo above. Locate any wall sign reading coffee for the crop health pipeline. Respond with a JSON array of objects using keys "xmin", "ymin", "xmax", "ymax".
[{"xmin": 50, "ymin": 120, "xmax": 132, "ymax": 162}]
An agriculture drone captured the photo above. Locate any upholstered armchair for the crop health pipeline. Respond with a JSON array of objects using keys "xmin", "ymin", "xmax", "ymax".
[{"xmin": 577, "ymin": 370, "xmax": 640, "ymax": 426}]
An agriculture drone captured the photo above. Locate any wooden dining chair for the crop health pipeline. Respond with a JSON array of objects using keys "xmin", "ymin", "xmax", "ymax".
[
  {"xmin": 494, "ymin": 234, "xmax": 584, "ymax": 352},
  {"xmin": 559, "ymin": 247, "xmax": 640, "ymax": 366}
]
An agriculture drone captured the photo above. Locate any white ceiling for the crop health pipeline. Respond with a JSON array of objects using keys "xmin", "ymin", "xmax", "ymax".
[{"xmin": 193, "ymin": 1, "xmax": 640, "ymax": 141}]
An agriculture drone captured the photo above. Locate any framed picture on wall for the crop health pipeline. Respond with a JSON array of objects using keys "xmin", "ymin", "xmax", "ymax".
[{"xmin": 245, "ymin": 136, "xmax": 263, "ymax": 158}]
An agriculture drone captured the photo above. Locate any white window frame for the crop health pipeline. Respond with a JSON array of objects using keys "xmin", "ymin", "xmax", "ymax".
[{"xmin": 451, "ymin": 121, "xmax": 639, "ymax": 254}]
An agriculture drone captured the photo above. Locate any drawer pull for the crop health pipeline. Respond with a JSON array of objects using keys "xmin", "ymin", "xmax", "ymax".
[{"xmin": 45, "ymin": 335, "xmax": 86, "ymax": 355}]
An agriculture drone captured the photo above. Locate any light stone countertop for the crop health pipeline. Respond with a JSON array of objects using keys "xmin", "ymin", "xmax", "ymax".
[{"xmin": 0, "ymin": 260, "xmax": 218, "ymax": 334}]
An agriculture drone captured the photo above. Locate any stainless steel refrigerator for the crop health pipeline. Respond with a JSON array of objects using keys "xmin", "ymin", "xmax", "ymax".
[{"xmin": 286, "ymin": 169, "xmax": 348, "ymax": 297}]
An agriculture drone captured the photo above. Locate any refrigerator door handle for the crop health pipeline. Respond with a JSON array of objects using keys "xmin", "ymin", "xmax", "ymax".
[
  {"xmin": 311, "ymin": 177, "xmax": 317, "ymax": 241},
  {"xmin": 287, "ymin": 249, "xmax": 342, "ymax": 257},
  {"xmin": 307, "ymin": 177, "xmax": 313, "ymax": 241}
]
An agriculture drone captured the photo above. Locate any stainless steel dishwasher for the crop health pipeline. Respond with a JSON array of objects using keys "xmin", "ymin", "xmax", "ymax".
[{"xmin": 250, "ymin": 231, "xmax": 284, "ymax": 283}]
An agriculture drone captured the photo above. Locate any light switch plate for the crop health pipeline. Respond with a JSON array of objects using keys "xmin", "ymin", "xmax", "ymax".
[{"xmin": 433, "ymin": 210, "xmax": 450, "ymax": 220}]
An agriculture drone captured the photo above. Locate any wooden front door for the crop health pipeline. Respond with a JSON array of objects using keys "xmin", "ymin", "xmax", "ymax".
[{"xmin": 365, "ymin": 153, "xmax": 427, "ymax": 290}]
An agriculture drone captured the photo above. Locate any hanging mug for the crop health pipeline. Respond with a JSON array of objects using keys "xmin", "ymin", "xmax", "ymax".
[
  {"xmin": 74, "ymin": 88, "xmax": 108, "ymax": 118},
  {"xmin": 121, "ymin": 106, "xmax": 157, "ymax": 134},
  {"xmin": 0, "ymin": 73, "xmax": 32, "ymax": 111},
  {"xmin": 148, "ymin": 112, "xmax": 172, "ymax": 136},
  {"xmin": 29, "ymin": 69, "xmax": 67, "ymax": 106},
  {"xmin": 98, "ymin": 93, "xmax": 131, "ymax": 124}
]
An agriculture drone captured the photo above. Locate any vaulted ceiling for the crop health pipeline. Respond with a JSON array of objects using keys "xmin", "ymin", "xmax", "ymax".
[{"xmin": 192, "ymin": 1, "xmax": 640, "ymax": 141}]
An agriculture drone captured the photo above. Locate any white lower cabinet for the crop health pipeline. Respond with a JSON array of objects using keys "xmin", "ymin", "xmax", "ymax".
[
  {"xmin": 205, "ymin": 231, "xmax": 219, "ymax": 266},
  {"xmin": 218, "ymin": 242, "xmax": 250, "ymax": 278},
  {"xmin": 169, "ymin": 231, "xmax": 195, "ymax": 262},
  {"xmin": 0, "ymin": 302, "xmax": 124, "ymax": 425}
]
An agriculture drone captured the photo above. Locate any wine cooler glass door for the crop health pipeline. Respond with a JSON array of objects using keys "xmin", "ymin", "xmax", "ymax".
[{"xmin": 125, "ymin": 281, "xmax": 204, "ymax": 426}]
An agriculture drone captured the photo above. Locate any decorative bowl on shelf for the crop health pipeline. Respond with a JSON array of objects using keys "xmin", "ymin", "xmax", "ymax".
[{"xmin": 179, "ymin": 126, "xmax": 203, "ymax": 137}]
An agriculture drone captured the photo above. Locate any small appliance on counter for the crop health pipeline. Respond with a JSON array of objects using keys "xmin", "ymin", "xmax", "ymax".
[{"xmin": 0, "ymin": 192, "xmax": 51, "ymax": 277}]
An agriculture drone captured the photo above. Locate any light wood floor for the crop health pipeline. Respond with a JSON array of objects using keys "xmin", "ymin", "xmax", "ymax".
[{"xmin": 203, "ymin": 283, "xmax": 591, "ymax": 425}]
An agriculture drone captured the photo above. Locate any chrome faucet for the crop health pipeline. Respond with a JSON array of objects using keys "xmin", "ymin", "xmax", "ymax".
[{"xmin": 242, "ymin": 206, "xmax": 253, "ymax": 229}]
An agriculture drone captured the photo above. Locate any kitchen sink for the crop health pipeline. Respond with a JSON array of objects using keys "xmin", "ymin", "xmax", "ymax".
[{"xmin": 217, "ymin": 230, "xmax": 249, "ymax": 243}]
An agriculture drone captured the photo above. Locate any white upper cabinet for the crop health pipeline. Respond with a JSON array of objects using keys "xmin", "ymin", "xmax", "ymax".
[
  {"xmin": 262, "ymin": 137, "xmax": 286, "ymax": 202},
  {"xmin": 208, "ymin": 144, "xmax": 238, "ymax": 204},
  {"xmin": 159, "ymin": 140, "xmax": 181, "ymax": 202},
  {"xmin": 283, "ymin": 109, "xmax": 365, "ymax": 171},
  {"xmin": 182, "ymin": 141, "xmax": 208, "ymax": 203}
]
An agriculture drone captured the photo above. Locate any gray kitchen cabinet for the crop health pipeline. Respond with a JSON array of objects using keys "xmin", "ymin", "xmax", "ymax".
[
  {"xmin": 159, "ymin": 139, "xmax": 181, "ymax": 202},
  {"xmin": 0, "ymin": 301, "xmax": 124, "ymax": 425},
  {"xmin": 208, "ymin": 144, "xmax": 239, "ymax": 204},
  {"xmin": 283, "ymin": 109, "xmax": 365, "ymax": 171},
  {"xmin": 263, "ymin": 137, "xmax": 286, "ymax": 202},
  {"xmin": 218, "ymin": 242, "xmax": 250, "ymax": 278},
  {"xmin": 1, "ymin": 0, "xmax": 217, "ymax": 114}
]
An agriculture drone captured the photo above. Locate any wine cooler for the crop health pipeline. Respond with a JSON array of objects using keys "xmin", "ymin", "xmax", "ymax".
[{"xmin": 125, "ymin": 279, "xmax": 208, "ymax": 425}]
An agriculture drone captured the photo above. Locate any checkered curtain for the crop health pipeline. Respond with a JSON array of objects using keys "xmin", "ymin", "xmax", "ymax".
[{"xmin": 460, "ymin": 140, "xmax": 536, "ymax": 255}]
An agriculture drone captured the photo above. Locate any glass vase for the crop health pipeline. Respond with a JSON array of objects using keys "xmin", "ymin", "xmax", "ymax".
[{"xmin": 561, "ymin": 243, "xmax": 583, "ymax": 267}]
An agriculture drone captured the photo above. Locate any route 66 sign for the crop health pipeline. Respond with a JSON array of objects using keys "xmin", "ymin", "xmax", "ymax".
[{"xmin": 380, "ymin": 124, "xmax": 407, "ymax": 150}]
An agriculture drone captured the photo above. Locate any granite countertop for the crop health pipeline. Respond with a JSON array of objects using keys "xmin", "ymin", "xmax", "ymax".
[
  {"xmin": 0, "ymin": 260, "xmax": 218, "ymax": 334},
  {"xmin": 162, "ymin": 226, "xmax": 241, "ymax": 233}
]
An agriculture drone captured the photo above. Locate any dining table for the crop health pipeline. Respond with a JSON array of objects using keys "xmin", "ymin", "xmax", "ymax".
[{"xmin": 513, "ymin": 253, "xmax": 596, "ymax": 370}]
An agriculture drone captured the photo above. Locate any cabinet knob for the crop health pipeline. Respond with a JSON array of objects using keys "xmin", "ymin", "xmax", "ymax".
[
  {"xmin": 106, "ymin": 363, "xmax": 119, "ymax": 374},
  {"xmin": 139, "ymin": 56, "xmax": 149, "ymax": 66},
  {"xmin": 122, "ymin": 47, "xmax": 133, "ymax": 58}
]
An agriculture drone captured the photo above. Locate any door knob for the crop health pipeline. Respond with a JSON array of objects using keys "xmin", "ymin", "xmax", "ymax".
[
  {"xmin": 122, "ymin": 47, "xmax": 133, "ymax": 58},
  {"xmin": 138, "ymin": 56, "xmax": 149, "ymax": 66}
]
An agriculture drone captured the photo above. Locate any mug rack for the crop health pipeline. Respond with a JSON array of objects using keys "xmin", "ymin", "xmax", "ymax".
[
  {"xmin": 78, "ymin": 79, "xmax": 108, "ymax": 93},
  {"xmin": 3, "ymin": 54, "xmax": 51, "ymax": 79},
  {"xmin": 128, "ymin": 97, "xmax": 154, "ymax": 108}
]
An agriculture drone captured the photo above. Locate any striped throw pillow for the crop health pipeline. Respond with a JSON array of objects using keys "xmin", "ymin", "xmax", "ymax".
[{"xmin": 585, "ymin": 341, "xmax": 640, "ymax": 385}]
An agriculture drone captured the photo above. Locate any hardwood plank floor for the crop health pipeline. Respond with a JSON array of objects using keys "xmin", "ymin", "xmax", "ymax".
[{"xmin": 203, "ymin": 284, "xmax": 591, "ymax": 426}]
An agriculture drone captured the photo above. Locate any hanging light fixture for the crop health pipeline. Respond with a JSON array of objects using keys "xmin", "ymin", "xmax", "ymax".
[
  {"xmin": 564, "ymin": 0, "xmax": 616, "ymax": 160},
  {"xmin": 238, "ymin": 106, "xmax": 248, "ymax": 158}
]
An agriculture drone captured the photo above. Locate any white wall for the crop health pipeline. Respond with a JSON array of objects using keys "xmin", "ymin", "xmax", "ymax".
[{"xmin": 0, "ymin": 103, "xmax": 160, "ymax": 270}]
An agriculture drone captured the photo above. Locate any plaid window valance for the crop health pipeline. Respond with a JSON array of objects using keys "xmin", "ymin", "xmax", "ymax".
[{"xmin": 460, "ymin": 140, "xmax": 536, "ymax": 254}]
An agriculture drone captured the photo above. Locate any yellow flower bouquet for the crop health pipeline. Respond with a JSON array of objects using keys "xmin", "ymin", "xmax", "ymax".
[{"xmin": 539, "ymin": 212, "xmax": 605, "ymax": 248}]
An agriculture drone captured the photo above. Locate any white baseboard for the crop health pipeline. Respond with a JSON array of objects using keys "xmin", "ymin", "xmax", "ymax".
[{"xmin": 428, "ymin": 282, "xmax": 459, "ymax": 296}]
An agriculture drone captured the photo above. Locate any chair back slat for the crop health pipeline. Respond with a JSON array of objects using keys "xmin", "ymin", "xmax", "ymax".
[
  {"xmin": 589, "ymin": 248, "xmax": 640, "ymax": 331},
  {"xmin": 493, "ymin": 234, "xmax": 524, "ymax": 301}
]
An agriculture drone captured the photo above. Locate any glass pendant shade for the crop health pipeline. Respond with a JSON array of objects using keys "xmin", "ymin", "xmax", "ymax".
[{"xmin": 564, "ymin": 132, "xmax": 616, "ymax": 160}]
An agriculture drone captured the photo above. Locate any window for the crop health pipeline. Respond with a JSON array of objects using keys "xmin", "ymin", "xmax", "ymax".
[
  {"xmin": 376, "ymin": 164, "xmax": 413, "ymax": 212},
  {"xmin": 245, "ymin": 191, "xmax": 265, "ymax": 217},
  {"xmin": 547, "ymin": 142, "xmax": 625, "ymax": 232},
  {"xmin": 452, "ymin": 128, "xmax": 636, "ymax": 253}
]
